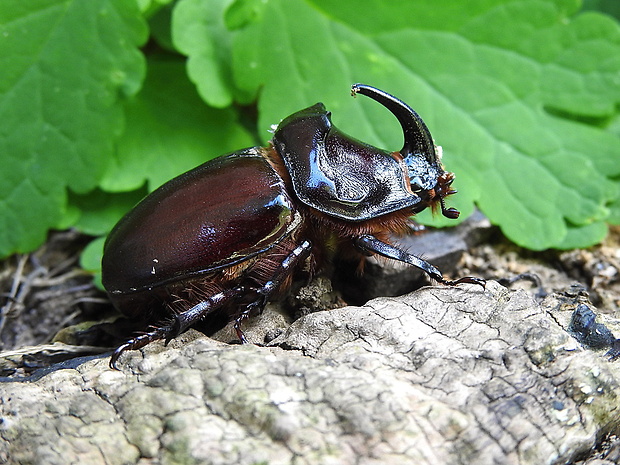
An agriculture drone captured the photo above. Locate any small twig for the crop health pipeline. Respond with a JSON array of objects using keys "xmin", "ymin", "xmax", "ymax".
[
  {"xmin": 68, "ymin": 296, "xmax": 110, "ymax": 306},
  {"xmin": 50, "ymin": 310, "xmax": 83, "ymax": 342},
  {"xmin": 497, "ymin": 272, "xmax": 547, "ymax": 299},
  {"xmin": 31, "ymin": 272, "xmax": 91, "ymax": 289},
  {"xmin": 0, "ymin": 255, "xmax": 29, "ymax": 341},
  {"xmin": 43, "ymin": 255, "xmax": 80, "ymax": 280}
]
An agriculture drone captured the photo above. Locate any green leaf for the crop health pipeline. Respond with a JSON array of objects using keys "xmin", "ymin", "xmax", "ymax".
[
  {"xmin": 558, "ymin": 221, "xmax": 609, "ymax": 249},
  {"xmin": 224, "ymin": 0, "xmax": 268, "ymax": 30},
  {"xmin": 609, "ymin": 197, "xmax": 620, "ymax": 225},
  {"xmin": 3, "ymin": 0, "xmax": 619, "ymax": 260},
  {"xmin": 137, "ymin": 0, "xmax": 176, "ymax": 16},
  {"xmin": 181, "ymin": 0, "xmax": 619, "ymax": 250},
  {"xmin": 584, "ymin": 0, "xmax": 620, "ymax": 21},
  {"xmin": 0, "ymin": 0, "xmax": 147, "ymax": 257},
  {"xmin": 606, "ymin": 115, "xmax": 620, "ymax": 225},
  {"xmin": 172, "ymin": 0, "xmax": 239, "ymax": 107},
  {"xmin": 149, "ymin": 3, "xmax": 176, "ymax": 51},
  {"xmin": 68, "ymin": 187, "xmax": 148, "ymax": 236},
  {"xmin": 101, "ymin": 55, "xmax": 255, "ymax": 193},
  {"xmin": 80, "ymin": 236, "xmax": 106, "ymax": 288}
]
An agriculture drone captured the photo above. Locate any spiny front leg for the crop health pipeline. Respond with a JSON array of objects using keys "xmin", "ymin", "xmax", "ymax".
[{"xmin": 354, "ymin": 234, "xmax": 485, "ymax": 288}]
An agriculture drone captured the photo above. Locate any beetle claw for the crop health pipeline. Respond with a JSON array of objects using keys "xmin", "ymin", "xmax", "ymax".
[
  {"xmin": 109, "ymin": 324, "xmax": 176, "ymax": 369},
  {"xmin": 109, "ymin": 344, "xmax": 130, "ymax": 370},
  {"xmin": 234, "ymin": 312, "xmax": 250, "ymax": 344},
  {"xmin": 441, "ymin": 276, "xmax": 486, "ymax": 288},
  {"xmin": 169, "ymin": 315, "xmax": 183, "ymax": 340},
  {"xmin": 606, "ymin": 341, "xmax": 620, "ymax": 362}
]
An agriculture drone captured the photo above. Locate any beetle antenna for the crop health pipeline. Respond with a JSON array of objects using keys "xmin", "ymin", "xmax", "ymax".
[{"xmin": 351, "ymin": 84, "xmax": 436, "ymax": 161}]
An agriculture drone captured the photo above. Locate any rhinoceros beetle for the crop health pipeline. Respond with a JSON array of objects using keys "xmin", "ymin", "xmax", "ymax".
[{"xmin": 102, "ymin": 84, "xmax": 484, "ymax": 368}]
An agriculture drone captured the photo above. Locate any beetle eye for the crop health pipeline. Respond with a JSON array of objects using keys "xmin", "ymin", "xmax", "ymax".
[
  {"xmin": 410, "ymin": 182, "xmax": 423, "ymax": 193},
  {"xmin": 407, "ymin": 158, "xmax": 439, "ymax": 193}
]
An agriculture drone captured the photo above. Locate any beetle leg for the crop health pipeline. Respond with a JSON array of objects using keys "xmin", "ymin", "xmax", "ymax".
[
  {"xmin": 353, "ymin": 234, "xmax": 485, "ymax": 288},
  {"xmin": 170, "ymin": 287, "xmax": 240, "ymax": 338},
  {"xmin": 234, "ymin": 240, "xmax": 313, "ymax": 342},
  {"xmin": 405, "ymin": 220, "xmax": 426, "ymax": 234},
  {"xmin": 110, "ymin": 287, "xmax": 241, "ymax": 369},
  {"xmin": 110, "ymin": 325, "xmax": 174, "ymax": 370},
  {"xmin": 234, "ymin": 313, "xmax": 250, "ymax": 344}
]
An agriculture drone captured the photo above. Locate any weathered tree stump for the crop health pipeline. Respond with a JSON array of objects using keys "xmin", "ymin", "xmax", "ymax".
[{"xmin": 1, "ymin": 281, "xmax": 619, "ymax": 465}]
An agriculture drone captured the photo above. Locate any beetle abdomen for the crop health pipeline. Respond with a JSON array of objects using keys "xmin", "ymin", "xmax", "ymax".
[{"xmin": 102, "ymin": 149, "xmax": 297, "ymax": 296}]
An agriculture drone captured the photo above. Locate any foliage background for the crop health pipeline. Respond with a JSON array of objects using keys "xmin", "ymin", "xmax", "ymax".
[{"xmin": 0, "ymin": 0, "xmax": 619, "ymax": 274}]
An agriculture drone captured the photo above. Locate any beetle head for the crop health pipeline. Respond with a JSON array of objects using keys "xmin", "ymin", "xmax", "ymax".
[
  {"xmin": 273, "ymin": 85, "xmax": 460, "ymax": 222},
  {"xmin": 351, "ymin": 84, "xmax": 459, "ymax": 219}
]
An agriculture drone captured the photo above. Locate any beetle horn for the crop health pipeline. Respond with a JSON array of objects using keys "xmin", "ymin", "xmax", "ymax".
[{"xmin": 351, "ymin": 84, "xmax": 436, "ymax": 162}]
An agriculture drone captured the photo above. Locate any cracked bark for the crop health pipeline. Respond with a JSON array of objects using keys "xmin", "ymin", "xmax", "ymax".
[{"xmin": 1, "ymin": 280, "xmax": 619, "ymax": 465}]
